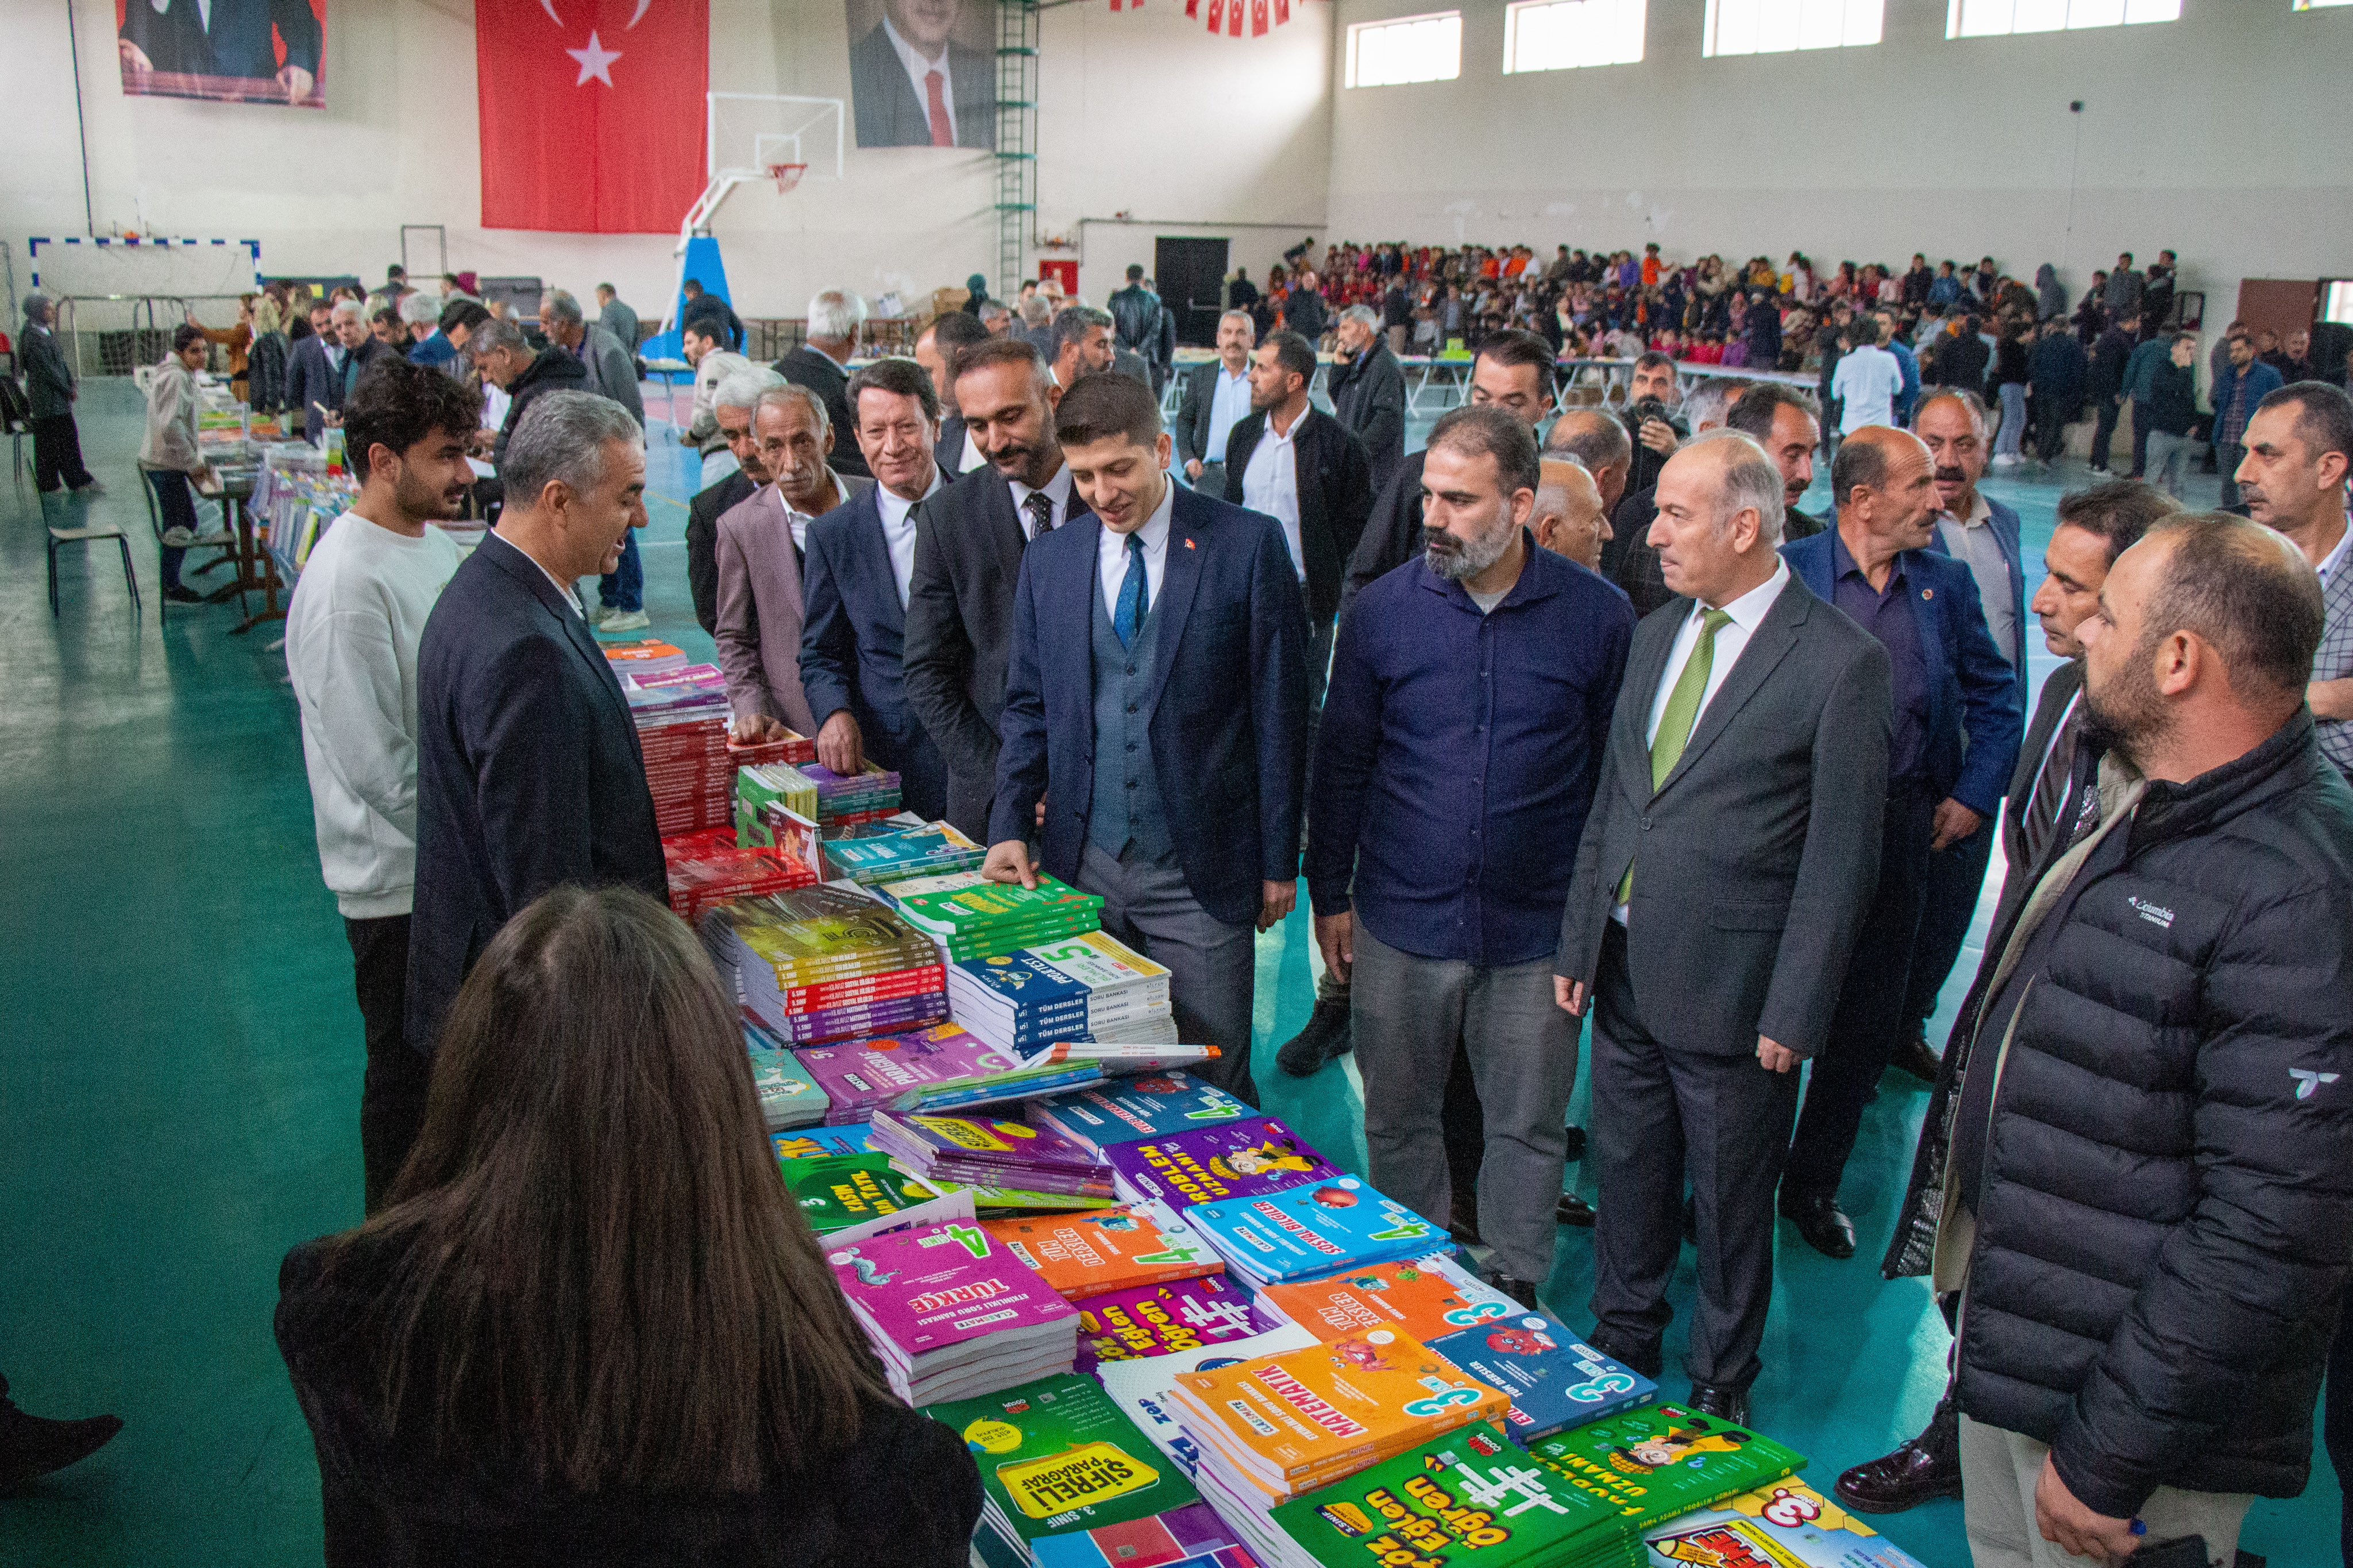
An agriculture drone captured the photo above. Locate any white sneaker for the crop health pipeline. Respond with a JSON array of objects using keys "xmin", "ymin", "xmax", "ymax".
[
  {"xmin": 598, "ymin": 609, "xmax": 651, "ymax": 634},
  {"xmin": 1990, "ymin": 454, "xmax": 2021, "ymax": 469},
  {"xmin": 161, "ymin": 526, "xmax": 197, "ymax": 546}
]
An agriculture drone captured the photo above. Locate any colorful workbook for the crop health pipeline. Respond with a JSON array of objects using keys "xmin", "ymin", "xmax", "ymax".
[
  {"xmin": 1185, "ymin": 1177, "xmax": 1446, "ymax": 1287},
  {"xmin": 772, "ymin": 1122, "xmax": 876, "ymax": 1163},
  {"xmin": 745, "ymin": 1045, "xmax": 831, "ymax": 1131},
  {"xmin": 881, "ymin": 870, "xmax": 1105, "ymax": 959},
  {"xmin": 1528, "ymin": 1404, "xmax": 1806, "ymax": 1531},
  {"xmin": 1033, "ymin": 1075, "xmax": 1255, "ymax": 1153},
  {"xmin": 1075, "ymin": 1275, "xmax": 1284, "ymax": 1376},
  {"xmin": 1259, "ymin": 1254, "xmax": 1521, "ymax": 1346},
  {"xmin": 948, "ymin": 930, "xmax": 1174, "ymax": 1051},
  {"xmin": 1095, "ymin": 1323, "xmax": 1324, "ymax": 1478},
  {"xmin": 871, "ymin": 1109, "xmax": 1114, "ymax": 1198},
  {"xmin": 826, "ymin": 1221, "xmax": 1079, "ymax": 1404},
  {"xmin": 778, "ymin": 1153, "xmax": 948, "ymax": 1235},
  {"xmin": 1645, "ymin": 1478, "xmax": 1924, "ymax": 1568},
  {"xmin": 794, "ymin": 1022, "xmax": 1016, "ymax": 1122},
  {"xmin": 884, "ymin": 1059, "xmax": 1107, "ymax": 1117},
  {"xmin": 987, "ymin": 1202, "xmax": 1224, "ymax": 1300},
  {"xmin": 1106, "ymin": 1118, "xmax": 1342, "ymax": 1210},
  {"xmin": 1426, "ymin": 1311, "xmax": 1659, "ymax": 1441}
]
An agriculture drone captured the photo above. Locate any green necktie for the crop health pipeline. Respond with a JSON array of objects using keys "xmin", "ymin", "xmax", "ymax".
[{"xmin": 1620, "ymin": 607, "xmax": 1733, "ymax": 904}]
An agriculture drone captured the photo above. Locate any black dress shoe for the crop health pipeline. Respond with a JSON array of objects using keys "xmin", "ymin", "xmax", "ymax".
[
  {"xmin": 1834, "ymin": 1401, "xmax": 1961, "ymax": 1514},
  {"xmin": 1779, "ymin": 1191, "xmax": 1856, "ymax": 1259},
  {"xmin": 1889, "ymin": 1028, "xmax": 1943, "ymax": 1084},
  {"xmin": 1486, "ymin": 1272, "xmax": 1538, "ymax": 1310},
  {"xmin": 1274, "ymin": 998, "xmax": 1352, "ymax": 1078},
  {"xmin": 1563, "ymin": 1125, "xmax": 1587, "ymax": 1163},
  {"xmin": 1583, "ymin": 1332, "xmax": 1662, "ymax": 1380},
  {"xmin": 163, "ymin": 584, "xmax": 208, "ymax": 605},
  {"xmin": 1554, "ymin": 1192, "xmax": 1596, "ymax": 1227},
  {"xmin": 0, "ymin": 1378, "xmax": 124, "ymax": 1492},
  {"xmin": 1448, "ymin": 1198, "xmax": 1483, "ymax": 1248},
  {"xmin": 1687, "ymin": 1382, "xmax": 1749, "ymax": 1427}
]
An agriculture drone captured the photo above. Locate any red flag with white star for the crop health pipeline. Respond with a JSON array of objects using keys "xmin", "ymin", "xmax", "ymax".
[{"xmin": 477, "ymin": 0, "xmax": 708, "ymax": 233}]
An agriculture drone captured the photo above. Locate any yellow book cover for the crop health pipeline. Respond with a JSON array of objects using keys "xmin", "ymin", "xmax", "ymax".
[{"xmin": 984, "ymin": 1203, "xmax": 1221, "ymax": 1301}]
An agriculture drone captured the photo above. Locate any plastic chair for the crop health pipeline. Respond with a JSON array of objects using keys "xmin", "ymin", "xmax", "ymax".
[{"xmin": 48, "ymin": 523, "xmax": 142, "ymax": 617}]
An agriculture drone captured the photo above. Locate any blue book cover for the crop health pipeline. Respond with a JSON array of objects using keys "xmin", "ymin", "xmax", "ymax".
[
  {"xmin": 771, "ymin": 1123, "xmax": 876, "ymax": 1161},
  {"xmin": 747, "ymin": 1046, "xmax": 832, "ymax": 1131},
  {"xmin": 1031, "ymin": 1074, "xmax": 1252, "ymax": 1152},
  {"xmin": 1186, "ymin": 1175, "xmax": 1444, "ymax": 1284},
  {"xmin": 1426, "ymin": 1310, "xmax": 1659, "ymax": 1441}
]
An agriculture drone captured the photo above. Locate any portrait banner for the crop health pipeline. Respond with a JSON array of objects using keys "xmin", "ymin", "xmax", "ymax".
[
  {"xmin": 846, "ymin": 0, "xmax": 997, "ymax": 150},
  {"xmin": 116, "ymin": 0, "xmax": 328, "ymax": 108}
]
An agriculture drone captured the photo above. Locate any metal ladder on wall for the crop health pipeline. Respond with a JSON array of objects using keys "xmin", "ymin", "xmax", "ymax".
[{"xmin": 994, "ymin": 0, "xmax": 1040, "ymax": 302}]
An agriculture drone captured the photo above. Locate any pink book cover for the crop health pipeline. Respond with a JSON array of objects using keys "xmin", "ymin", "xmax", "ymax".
[
  {"xmin": 796, "ymin": 1023, "xmax": 1015, "ymax": 1122},
  {"xmin": 825, "ymin": 1221, "xmax": 1077, "ymax": 1355}
]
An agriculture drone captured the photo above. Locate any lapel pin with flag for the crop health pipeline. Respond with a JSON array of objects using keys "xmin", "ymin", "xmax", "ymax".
[{"xmin": 1185, "ymin": 538, "xmax": 1195, "ymax": 550}]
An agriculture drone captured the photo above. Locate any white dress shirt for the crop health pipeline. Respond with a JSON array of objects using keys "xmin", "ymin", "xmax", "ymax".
[
  {"xmin": 1098, "ymin": 479, "xmax": 1174, "ymax": 619},
  {"xmin": 1240, "ymin": 411, "xmax": 1307, "ymax": 583},
  {"xmin": 875, "ymin": 468, "xmax": 944, "ymax": 606},
  {"xmin": 502, "ymin": 533, "xmax": 582, "ymax": 617},
  {"xmin": 2316, "ymin": 515, "xmax": 2351, "ymax": 588},
  {"xmin": 883, "ymin": 14, "xmax": 955, "ymax": 143},
  {"xmin": 1937, "ymin": 492, "xmax": 2019, "ymax": 670},
  {"xmin": 1010, "ymin": 462, "xmax": 1077, "ymax": 536},
  {"xmin": 1203, "ymin": 367, "xmax": 1251, "ymax": 464},
  {"xmin": 959, "ymin": 427, "xmax": 987, "ymax": 474}
]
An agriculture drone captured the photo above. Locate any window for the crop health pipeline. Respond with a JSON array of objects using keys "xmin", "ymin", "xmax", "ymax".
[
  {"xmin": 2294, "ymin": 0, "xmax": 2353, "ymax": 9},
  {"xmin": 1947, "ymin": 0, "xmax": 2178, "ymax": 36},
  {"xmin": 1704, "ymin": 0, "xmax": 1883, "ymax": 55},
  {"xmin": 1503, "ymin": 0, "xmax": 1646, "ymax": 73},
  {"xmin": 1346, "ymin": 11, "xmax": 1461, "ymax": 86}
]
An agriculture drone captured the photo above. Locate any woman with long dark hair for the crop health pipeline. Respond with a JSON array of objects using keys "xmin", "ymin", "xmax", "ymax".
[{"xmin": 275, "ymin": 885, "xmax": 981, "ymax": 1567}]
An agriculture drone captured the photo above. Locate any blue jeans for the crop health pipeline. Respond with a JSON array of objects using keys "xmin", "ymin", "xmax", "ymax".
[
  {"xmin": 1995, "ymin": 383, "xmax": 2027, "ymax": 458},
  {"xmin": 599, "ymin": 528, "xmax": 643, "ymax": 611},
  {"xmin": 146, "ymin": 468, "xmax": 200, "ymax": 589}
]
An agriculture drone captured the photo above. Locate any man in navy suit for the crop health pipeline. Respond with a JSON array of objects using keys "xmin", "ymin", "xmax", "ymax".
[
  {"xmin": 1779, "ymin": 426, "xmax": 2022, "ymax": 1259},
  {"xmin": 1898, "ymin": 390, "xmax": 2030, "ymax": 1080},
  {"xmin": 404, "ymin": 392, "xmax": 666, "ymax": 1099},
  {"xmin": 982, "ymin": 373, "xmax": 1311, "ymax": 1104},
  {"xmin": 801, "ymin": 358, "xmax": 949, "ymax": 822}
]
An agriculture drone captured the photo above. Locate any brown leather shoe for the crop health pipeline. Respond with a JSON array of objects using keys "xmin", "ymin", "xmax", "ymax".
[{"xmin": 1833, "ymin": 1406, "xmax": 1961, "ymax": 1514}]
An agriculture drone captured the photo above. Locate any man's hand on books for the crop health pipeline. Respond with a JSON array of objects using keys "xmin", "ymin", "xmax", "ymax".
[
  {"xmin": 816, "ymin": 711, "xmax": 865, "ymax": 775},
  {"xmin": 983, "ymin": 839, "xmax": 1039, "ymax": 890},
  {"xmin": 1257, "ymin": 879, "xmax": 1297, "ymax": 933},
  {"xmin": 1314, "ymin": 911, "xmax": 1353, "ymax": 983},
  {"xmin": 731, "ymin": 714, "xmax": 796, "ymax": 745}
]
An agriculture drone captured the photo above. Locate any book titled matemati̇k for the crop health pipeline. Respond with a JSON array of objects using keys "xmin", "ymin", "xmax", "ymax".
[
  {"xmin": 1075, "ymin": 1275, "xmax": 1284, "ymax": 1376},
  {"xmin": 1425, "ymin": 1310, "xmax": 1659, "ymax": 1441},
  {"xmin": 1105, "ymin": 1117, "xmax": 1343, "ymax": 1210},
  {"xmin": 1186, "ymin": 1176, "xmax": 1446, "ymax": 1287},
  {"xmin": 1527, "ymin": 1404, "xmax": 1806, "ymax": 1531}
]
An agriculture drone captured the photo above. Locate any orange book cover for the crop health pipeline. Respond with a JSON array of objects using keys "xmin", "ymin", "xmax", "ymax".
[
  {"xmin": 1260, "ymin": 1254, "xmax": 1519, "ymax": 1346},
  {"xmin": 1166, "ymin": 1328, "xmax": 1509, "ymax": 1493},
  {"xmin": 984, "ymin": 1202, "xmax": 1222, "ymax": 1301}
]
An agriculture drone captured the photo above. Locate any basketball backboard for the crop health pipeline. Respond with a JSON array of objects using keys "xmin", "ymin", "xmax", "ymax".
[{"xmin": 680, "ymin": 94, "xmax": 846, "ymax": 252}]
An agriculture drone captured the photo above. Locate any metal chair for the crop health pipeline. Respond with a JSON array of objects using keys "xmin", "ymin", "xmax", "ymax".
[
  {"xmin": 139, "ymin": 467, "xmax": 238, "ymax": 622},
  {"xmin": 48, "ymin": 523, "xmax": 141, "ymax": 616}
]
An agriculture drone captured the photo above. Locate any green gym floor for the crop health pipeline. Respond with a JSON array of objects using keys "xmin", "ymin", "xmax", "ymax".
[{"xmin": 3, "ymin": 382, "xmax": 2336, "ymax": 1566}]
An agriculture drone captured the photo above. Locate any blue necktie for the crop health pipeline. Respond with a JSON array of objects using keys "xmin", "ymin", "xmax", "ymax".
[{"xmin": 1113, "ymin": 534, "xmax": 1148, "ymax": 648}]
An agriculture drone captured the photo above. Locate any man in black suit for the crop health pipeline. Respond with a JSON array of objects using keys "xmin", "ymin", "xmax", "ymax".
[
  {"xmin": 984, "ymin": 372, "xmax": 1309, "ymax": 1103},
  {"xmin": 1557, "ymin": 431, "xmax": 1894, "ymax": 1426},
  {"xmin": 1175, "ymin": 310, "xmax": 1256, "ymax": 503},
  {"xmin": 904, "ymin": 337, "xmax": 1091, "ymax": 842},
  {"xmin": 403, "ymin": 392, "xmax": 665, "ymax": 1138},
  {"xmin": 686, "ymin": 366, "xmax": 784, "ymax": 635},
  {"xmin": 774, "ymin": 290, "xmax": 871, "ymax": 481},
  {"xmin": 916, "ymin": 309, "xmax": 993, "ymax": 481},
  {"xmin": 1326, "ymin": 306, "xmax": 1407, "ymax": 493},
  {"xmin": 848, "ymin": 0, "xmax": 995, "ymax": 149},
  {"xmin": 1598, "ymin": 379, "xmax": 1743, "ymax": 619},
  {"xmin": 283, "ymin": 299, "xmax": 340, "ymax": 443},
  {"xmin": 802, "ymin": 359, "xmax": 950, "ymax": 822}
]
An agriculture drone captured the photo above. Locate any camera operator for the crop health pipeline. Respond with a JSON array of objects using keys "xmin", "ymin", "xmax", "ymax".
[{"xmin": 1619, "ymin": 352, "xmax": 1688, "ymax": 496}]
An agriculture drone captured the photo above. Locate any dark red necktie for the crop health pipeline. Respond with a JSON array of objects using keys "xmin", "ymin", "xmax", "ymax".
[{"xmin": 925, "ymin": 71, "xmax": 954, "ymax": 148}]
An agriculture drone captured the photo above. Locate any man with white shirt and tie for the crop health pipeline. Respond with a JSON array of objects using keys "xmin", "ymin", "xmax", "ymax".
[
  {"xmin": 802, "ymin": 358, "xmax": 950, "ymax": 821},
  {"xmin": 1556, "ymin": 431, "xmax": 1892, "ymax": 1425},
  {"xmin": 848, "ymin": 0, "xmax": 996, "ymax": 149},
  {"xmin": 1176, "ymin": 310, "xmax": 1257, "ymax": 503},
  {"xmin": 985, "ymin": 372, "xmax": 1310, "ymax": 1102}
]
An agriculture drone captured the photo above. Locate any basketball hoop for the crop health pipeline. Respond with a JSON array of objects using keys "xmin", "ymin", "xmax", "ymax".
[{"xmin": 767, "ymin": 162, "xmax": 808, "ymax": 195}]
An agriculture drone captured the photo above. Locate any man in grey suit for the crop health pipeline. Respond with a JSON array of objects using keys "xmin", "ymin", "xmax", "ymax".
[
  {"xmin": 848, "ymin": 0, "xmax": 996, "ymax": 149},
  {"xmin": 1556, "ymin": 430, "xmax": 1893, "ymax": 1428},
  {"xmin": 593, "ymin": 284, "xmax": 639, "ymax": 356},
  {"xmin": 1175, "ymin": 310, "xmax": 1255, "ymax": 503}
]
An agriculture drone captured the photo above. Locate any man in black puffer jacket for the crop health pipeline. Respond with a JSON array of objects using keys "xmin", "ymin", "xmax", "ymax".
[{"xmin": 1940, "ymin": 511, "xmax": 2353, "ymax": 1566}]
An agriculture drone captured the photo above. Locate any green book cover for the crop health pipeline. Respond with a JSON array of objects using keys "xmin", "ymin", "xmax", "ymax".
[
  {"xmin": 926, "ymin": 1370, "xmax": 1201, "ymax": 1545},
  {"xmin": 1526, "ymin": 1403, "xmax": 1804, "ymax": 1531},
  {"xmin": 886, "ymin": 872, "xmax": 1105, "ymax": 937},
  {"xmin": 778, "ymin": 1153, "xmax": 943, "ymax": 1234},
  {"xmin": 1272, "ymin": 1420, "xmax": 1636, "ymax": 1568}
]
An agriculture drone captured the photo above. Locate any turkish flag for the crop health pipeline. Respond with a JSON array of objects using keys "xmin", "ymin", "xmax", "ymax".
[{"xmin": 477, "ymin": 0, "xmax": 708, "ymax": 234}]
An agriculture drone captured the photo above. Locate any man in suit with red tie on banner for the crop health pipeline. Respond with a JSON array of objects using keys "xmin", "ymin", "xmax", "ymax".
[{"xmin": 847, "ymin": 0, "xmax": 997, "ymax": 149}]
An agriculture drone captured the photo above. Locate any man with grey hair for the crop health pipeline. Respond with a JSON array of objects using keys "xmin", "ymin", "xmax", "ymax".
[
  {"xmin": 686, "ymin": 366, "xmax": 785, "ymax": 635},
  {"xmin": 1328, "ymin": 303, "xmax": 1407, "ymax": 492},
  {"xmin": 1309, "ymin": 404, "xmax": 1635, "ymax": 1307},
  {"xmin": 542, "ymin": 288, "xmax": 651, "ymax": 631},
  {"xmin": 404, "ymin": 390, "xmax": 664, "ymax": 1116},
  {"xmin": 774, "ymin": 288, "xmax": 871, "ymax": 480},
  {"xmin": 20, "ymin": 293, "xmax": 101, "ymax": 495},
  {"xmin": 1531, "ymin": 455, "xmax": 1611, "ymax": 574},
  {"xmin": 473, "ymin": 315, "xmax": 589, "ymax": 481},
  {"xmin": 1556, "ymin": 428, "xmax": 1893, "ymax": 1424},
  {"xmin": 1015, "ymin": 292, "xmax": 1055, "ymax": 355}
]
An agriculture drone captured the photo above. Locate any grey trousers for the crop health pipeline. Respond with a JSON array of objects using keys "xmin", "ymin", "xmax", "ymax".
[
  {"xmin": 2144, "ymin": 429, "xmax": 2193, "ymax": 499},
  {"xmin": 1079, "ymin": 841, "xmax": 1259, "ymax": 1104},
  {"xmin": 1959, "ymin": 1415, "xmax": 2250, "ymax": 1567},
  {"xmin": 1349, "ymin": 922, "xmax": 1576, "ymax": 1284}
]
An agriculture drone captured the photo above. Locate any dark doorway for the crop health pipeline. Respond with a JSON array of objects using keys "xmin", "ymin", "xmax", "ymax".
[{"xmin": 1156, "ymin": 237, "xmax": 1230, "ymax": 348}]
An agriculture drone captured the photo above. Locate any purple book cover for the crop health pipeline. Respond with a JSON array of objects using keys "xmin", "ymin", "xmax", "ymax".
[
  {"xmin": 762, "ymin": 990, "xmax": 948, "ymax": 1046},
  {"xmin": 798, "ymin": 1024, "xmax": 1015, "ymax": 1122},
  {"xmin": 1104, "ymin": 1117, "xmax": 1342, "ymax": 1209},
  {"xmin": 1073, "ymin": 1275, "xmax": 1283, "ymax": 1376},
  {"xmin": 877, "ymin": 1110, "xmax": 1111, "ymax": 1176},
  {"xmin": 826, "ymin": 1221, "xmax": 1076, "ymax": 1355}
]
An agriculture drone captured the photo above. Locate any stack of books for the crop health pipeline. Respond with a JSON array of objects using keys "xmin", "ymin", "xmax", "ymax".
[
  {"xmin": 778, "ymin": 1151, "xmax": 958, "ymax": 1236},
  {"xmin": 924, "ymin": 1372, "xmax": 1238, "ymax": 1568},
  {"xmin": 881, "ymin": 871, "xmax": 1105, "ymax": 963},
  {"xmin": 735, "ymin": 760, "xmax": 820, "ymax": 843},
  {"xmin": 826, "ymin": 1220, "xmax": 1079, "ymax": 1403},
  {"xmin": 1074, "ymin": 1275, "xmax": 1284, "ymax": 1376},
  {"xmin": 798, "ymin": 761, "xmax": 904, "ymax": 833},
  {"xmin": 794, "ymin": 1022, "xmax": 1015, "ymax": 1124},
  {"xmin": 601, "ymin": 637, "xmax": 689, "ymax": 678},
  {"xmin": 1424, "ymin": 1310, "xmax": 1658, "ymax": 1442},
  {"xmin": 1260, "ymin": 1254, "xmax": 1522, "ymax": 1345},
  {"xmin": 946, "ymin": 932, "xmax": 1176, "ymax": 1053},
  {"xmin": 701, "ymin": 886, "xmax": 948, "ymax": 1046},
  {"xmin": 1105, "ymin": 1118, "xmax": 1343, "ymax": 1210},
  {"xmin": 870, "ymin": 1108, "xmax": 1114, "ymax": 1198},
  {"xmin": 1033, "ymin": 1074, "xmax": 1255, "ymax": 1155},
  {"xmin": 1526, "ymin": 1403, "xmax": 1806, "ymax": 1534},
  {"xmin": 726, "ymin": 732, "xmax": 816, "ymax": 770},
  {"xmin": 823, "ymin": 821, "xmax": 988, "ymax": 887},
  {"xmin": 626, "ymin": 666, "xmax": 741, "ymax": 836},
  {"xmin": 744, "ymin": 1033, "xmax": 830, "ymax": 1130},
  {"xmin": 1261, "ymin": 1421, "xmax": 1642, "ymax": 1568},
  {"xmin": 1185, "ymin": 1176, "xmax": 1448, "ymax": 1288},
  {"xmin": 661, "ymin": 830, "xmax": 816, "ymax": 924},
  {"xmin": 1644, "ymin": 1477, "xmax": 1920, "ymax": 1568},
  {"xmin": 986, "ymin": 1203, "xmax": 1224, "ymax": 1300},
  {"xmin": 1094, "ymin": 1321, "xmax": 1324, "ymax": 1478},
  {"xmin": 882, "ymin": 1056, "xmax": 1106, "ymax": 1117}
]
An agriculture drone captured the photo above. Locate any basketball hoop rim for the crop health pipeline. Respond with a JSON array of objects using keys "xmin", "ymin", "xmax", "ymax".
[{"xmin": 766, "ymin": 161, "xmax": 809, "ymax": 194}]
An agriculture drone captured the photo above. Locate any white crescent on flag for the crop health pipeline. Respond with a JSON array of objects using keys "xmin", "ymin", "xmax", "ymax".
[{"xmin": 542, "ymin": 1, "xmax": 654, "ymax": 24}]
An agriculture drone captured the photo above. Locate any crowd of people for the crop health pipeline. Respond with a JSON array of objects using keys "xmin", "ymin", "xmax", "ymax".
[{"xmin": 11, "ymin": 242, "xmax": 2353, "ymax": 1568}]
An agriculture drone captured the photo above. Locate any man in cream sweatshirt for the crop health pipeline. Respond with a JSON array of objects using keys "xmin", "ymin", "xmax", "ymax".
[{"xmin": 284, "ymin": 358, "xmax": 483, "ymax": 1211}]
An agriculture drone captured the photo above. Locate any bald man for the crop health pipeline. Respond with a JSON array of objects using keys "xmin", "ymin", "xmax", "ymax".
[
  {"xmin": 1776, "ymin": 427, "xmax": 2021, "ymax": 1260},
  {"xmin": 1532, "ymin": 458, "xmax": 1613, "ymax": 574}
]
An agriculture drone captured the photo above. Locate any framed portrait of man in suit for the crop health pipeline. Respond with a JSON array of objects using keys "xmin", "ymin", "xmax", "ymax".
[
  {"xmin": 845, "ymin": 0, "xmax": 996, "ymax": 150},
  {"xmin": 118, "ymin": 0, "xmax": 327, "ymax": 107}
]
